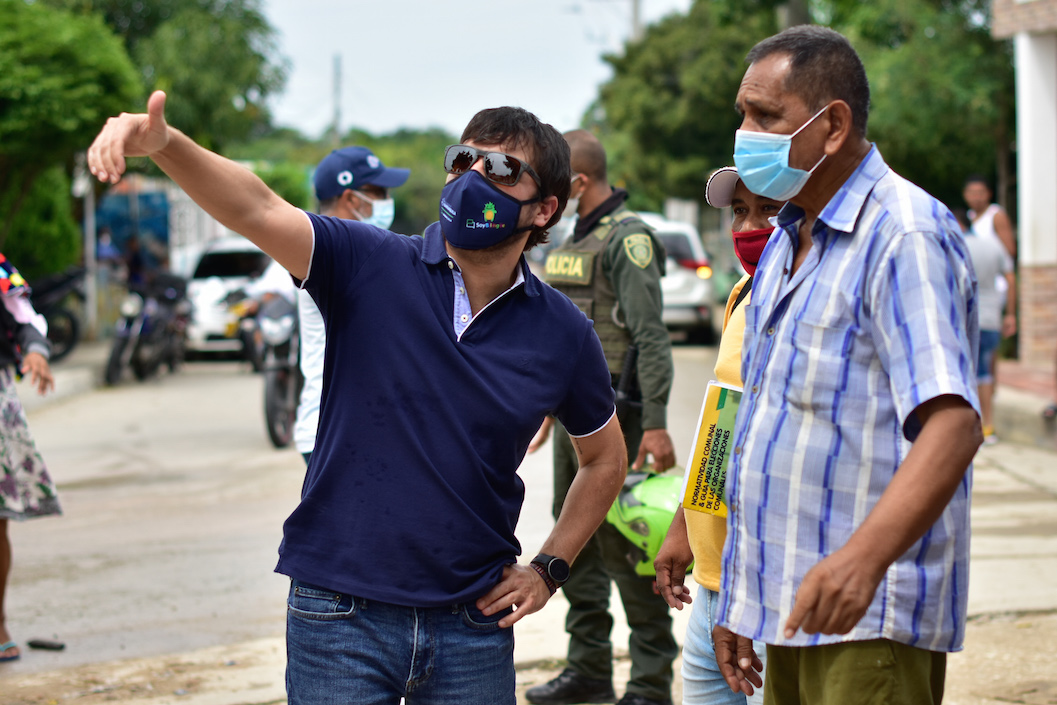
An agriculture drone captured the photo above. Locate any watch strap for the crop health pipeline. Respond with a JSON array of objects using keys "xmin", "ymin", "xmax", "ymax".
[{"xmin": 529, "ymin": 561, "xmax": 557, "ymax": 595}]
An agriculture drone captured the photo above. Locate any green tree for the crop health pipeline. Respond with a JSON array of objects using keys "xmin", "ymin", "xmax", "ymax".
[
  {"xmin": 596, "ymin": 1, "xmax": 780, "ymax": 210},
  {"xmin": 820, "ymin": 0, "xmax": 1015, "ymax": 209},
  {"xmin": 594, "ymin": 0, "xmax": 1014, "ymax": 213},
  {"xmin": 0, "ymin": 0, "xmax": 141, "ymax": 246},
  {"xmin": 255, "ymin": 162, "xmax": 312, "ymax": 211},
  {"xmin": 45, "ymin": 0, "xmax": 289, "ymax": 153},
  {"xmin": 134, "ymin": 2, "xmax": 287, "ymax": 151},
  {"xmin": 3, "ymin": 167, "xmax": 82, "ymax": 282}
]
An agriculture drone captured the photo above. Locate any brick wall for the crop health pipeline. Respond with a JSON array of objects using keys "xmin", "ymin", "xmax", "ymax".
[
  {"xmin": 994, "ymin": 0, "xmax": 1057, "ymax": 38},
  {"xmin": 1019, "ymin": 264, "xmax": 1057, "ymax": 369}
]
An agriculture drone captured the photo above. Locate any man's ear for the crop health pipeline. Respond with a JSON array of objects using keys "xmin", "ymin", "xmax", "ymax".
[
  {"xmin": 824, "ymin": 100, "xmax": 854, "ymax": 156},
  {"xmin": 533, "ymin": 195, "xmax": 560, "ymax": 228}
]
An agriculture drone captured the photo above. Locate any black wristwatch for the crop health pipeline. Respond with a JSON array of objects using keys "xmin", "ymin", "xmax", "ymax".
[{"xmin": 530, "ymin": 553, "xmax": 571, "ymax": 595}]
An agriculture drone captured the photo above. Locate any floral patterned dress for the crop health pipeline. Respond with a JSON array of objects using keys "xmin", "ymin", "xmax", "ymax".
[{"xmin": 0, "ymin": 255, "xmax": 61, "ymax": 521}]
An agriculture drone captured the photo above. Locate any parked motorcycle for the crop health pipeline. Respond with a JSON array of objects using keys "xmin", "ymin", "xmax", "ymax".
[
  {"xmin": 30, "ymin": 267, "xmax": 86, "ymax": 363},
  {"xmin": 222, "ymin": 288, "xmax": 264, "ymax": 371},
  {"xmin": 258, "ymin": 295, "xmax": 302, "ymax": 448},
  {"xmin": 105, "ymin": 272, "xmax": 191, "ymax": 386}
]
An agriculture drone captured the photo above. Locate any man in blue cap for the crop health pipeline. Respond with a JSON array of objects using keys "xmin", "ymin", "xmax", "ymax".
[{"xmin": 294, "ymin": 147, "xmax": 410, "ymax": 465}]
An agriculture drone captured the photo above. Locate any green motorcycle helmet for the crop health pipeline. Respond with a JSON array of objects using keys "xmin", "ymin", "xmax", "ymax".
[{"xmin": 605, "ymin": 468, "xmax": 689, "ymax": 577}]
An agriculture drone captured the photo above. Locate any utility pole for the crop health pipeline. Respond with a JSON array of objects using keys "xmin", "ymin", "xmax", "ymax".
[
  {"xmin": 331, "ymin": 54, "xmax": 342, "ymax": 148},
  {"xmin": 777, "ymin": 0, "xmax": 810, "ymax": 29},
  {"xmin": 630, "ymin": 0, "xmax": 643, "ymax": 42}
]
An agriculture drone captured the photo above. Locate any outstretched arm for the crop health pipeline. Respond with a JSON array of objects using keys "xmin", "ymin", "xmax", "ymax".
[{"xmin": 88, "ymin": 91, "xmax": 312, "ymax": 279}]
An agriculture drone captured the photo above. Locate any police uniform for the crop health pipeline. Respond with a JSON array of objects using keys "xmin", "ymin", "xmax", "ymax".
[{"xmin": 544, "ymin": 190, "xmax": 677, "ymax": 703}]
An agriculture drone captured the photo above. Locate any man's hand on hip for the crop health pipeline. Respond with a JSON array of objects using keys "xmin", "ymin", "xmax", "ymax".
[{"xmin": 476, "ymin": 563, "xmax": 552, "ymax": 629}]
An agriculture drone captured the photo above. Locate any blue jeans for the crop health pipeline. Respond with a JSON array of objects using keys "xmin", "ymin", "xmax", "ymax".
[
  {"xmin": 286, "ymin": 580, "xmax": 515, "ymax": 705},
  {"xmin": 682, "ymin": 585, "xmax": 765, "ymax": 705}
]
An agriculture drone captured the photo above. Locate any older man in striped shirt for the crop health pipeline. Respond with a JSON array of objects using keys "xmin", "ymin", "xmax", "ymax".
[{"xmin": 714, "ymin": 26, "xmax": 982, "ymax": 705}]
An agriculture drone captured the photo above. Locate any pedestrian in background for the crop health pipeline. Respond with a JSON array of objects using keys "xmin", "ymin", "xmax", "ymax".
[
  {"xmin": 715, "ymin": 26, "xmax": 981, "ymax": 705},
  {"xmin": 953, "ymin": 207, "xmax": 1016, "ymax": 444},
  {"xmin": 654, "ymin": 165, "xmax": 784, "ymax": 705},
  {"xmin": 295, "ymin": 146, "xmax": 409, "ymax": 466},
  {"xmin": 963, "ymin": 174, "xmax": 1016, "ymax": 262},
  {"xmin": 87, "ymin": 91, "xmax": 628, "ymax": 705},
  {"xmin": 0, "ymin": 254, "xmax": 59, "ymax": 664},
  {"xmin": 528, "ymin": 129, "xmax": 676, "ymax": 705}
]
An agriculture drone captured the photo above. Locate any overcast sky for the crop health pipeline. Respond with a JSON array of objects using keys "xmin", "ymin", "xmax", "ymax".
[{"xmin": 262, "ymin": 0, "xmax": 694, "ymax": 139}]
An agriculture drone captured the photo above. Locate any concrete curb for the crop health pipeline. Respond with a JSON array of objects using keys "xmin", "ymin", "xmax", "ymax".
[{"xmin": 992, "ymin": 385, "xmax": 1057, "ymax": 451}]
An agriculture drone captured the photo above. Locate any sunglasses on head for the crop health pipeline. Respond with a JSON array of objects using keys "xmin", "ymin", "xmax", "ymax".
[{"xmin": 443, "ymin": 145, "xmax": 542, "ymax": 188}]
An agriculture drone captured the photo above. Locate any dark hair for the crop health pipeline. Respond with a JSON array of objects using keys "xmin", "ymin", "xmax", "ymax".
[
  {"xmin": 746, "ymin": 25, "xmax": 870, "ymax": 137},
  {"xmin": 963, "ymin": 173, "xmax": 992, "ymax": 191},
  {"xmin": 564, "ymin": 129, "xmax": 608, "ymax": 183},
  {"xmin": 461, "ymin": 107, "xmax": 571, "ymax": 250}
]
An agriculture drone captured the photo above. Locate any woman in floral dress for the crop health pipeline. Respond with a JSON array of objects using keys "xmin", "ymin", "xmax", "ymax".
[{"xmin": 0, "ymin": 254, "xmax": 59, "ymax": 663}]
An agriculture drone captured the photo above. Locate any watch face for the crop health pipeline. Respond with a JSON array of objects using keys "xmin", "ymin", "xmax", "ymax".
[{"xmin": 548, "ymin": 557, "xmax": 571, "ymax": 583}]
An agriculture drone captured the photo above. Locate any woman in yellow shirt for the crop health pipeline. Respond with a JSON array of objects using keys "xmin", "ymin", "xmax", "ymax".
[{"xmin": 654, "ymin": 167, "xmax": 783, "ymax": 705}]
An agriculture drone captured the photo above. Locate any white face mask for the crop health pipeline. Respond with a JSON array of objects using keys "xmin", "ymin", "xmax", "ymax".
[
  {"xmin": 353, "ymin": 191, "xmax": 396, "ymax": 230},
  {"xmin": 562, "ymin": 175, "xmax": 583, "ymax": 220}
]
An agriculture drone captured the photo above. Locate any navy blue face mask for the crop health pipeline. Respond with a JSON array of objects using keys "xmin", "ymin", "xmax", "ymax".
[{"xmin": 439, "ymin": 171, "xmax": 540, "ymax": 249}]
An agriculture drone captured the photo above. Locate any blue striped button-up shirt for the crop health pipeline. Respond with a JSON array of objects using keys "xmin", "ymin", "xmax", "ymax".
[{"xmin": 717, "ymin": 147, "xmax": 979, "ymax": 652}]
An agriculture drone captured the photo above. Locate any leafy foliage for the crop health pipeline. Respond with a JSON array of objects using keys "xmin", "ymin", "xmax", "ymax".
[
  {"xmin": 254, "ymin": 162, "xmax": 312, "ymax": 212},
  {"xmin": 597, "ymin": 1, "xmax": 780, "ymax": 209},
  {"xmin": 0, "ymin": 0, "xmax": 141, "ymax": 245},
  {"xmin": 134, "ymin": 2, "xmax": 288, "ymax": 151},
  {"xmin": 3, "ymin": 167, "xmax": 82, "ymax": 282},
  {"xmin": 594, "ymin": 0, "xmax": 1014, "ymax": 213},
  {"xmin": 823, "ymin": 0, "xmax": 1014, "ymax": 208}
]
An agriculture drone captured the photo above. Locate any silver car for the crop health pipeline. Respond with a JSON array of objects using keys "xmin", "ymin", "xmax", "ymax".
[{"xmin": 639, "ymin": 213, "xmax": 716, "ymax": 343}]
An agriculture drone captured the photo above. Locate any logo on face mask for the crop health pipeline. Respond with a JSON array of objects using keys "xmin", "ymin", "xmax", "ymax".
[{"xmin": 440, "ymin": 170, "xmax": 538, "ymax": 249}]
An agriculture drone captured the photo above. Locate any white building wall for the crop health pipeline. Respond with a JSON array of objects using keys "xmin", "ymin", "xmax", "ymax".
[{"xmin": 1015, "ymin": 32, "xmax": 1057, "ymax": 266}]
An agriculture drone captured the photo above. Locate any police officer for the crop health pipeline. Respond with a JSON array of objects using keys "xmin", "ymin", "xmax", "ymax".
[{"xmin": 528, "ymin": 130, "xmax": 677, "ymax": 705}]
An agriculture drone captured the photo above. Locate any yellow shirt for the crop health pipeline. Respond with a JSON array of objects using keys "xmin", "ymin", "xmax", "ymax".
[{"xmin": 687, "ymin": 274, "xmax": 750, "ymax": 590}]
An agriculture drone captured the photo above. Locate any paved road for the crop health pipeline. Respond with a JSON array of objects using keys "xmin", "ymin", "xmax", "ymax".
[
  {"xmin": 5, "ymin": 345, "xmax": 1057, "ymax": 705},
  {"xmin": 3, "ymin": 345, "xmax": 717, "ymax": 679}
]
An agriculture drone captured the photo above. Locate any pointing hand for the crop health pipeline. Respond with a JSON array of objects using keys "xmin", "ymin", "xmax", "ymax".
[{"xmin": 88, "ymin": 90, "xmax": 171, "ymax": 184}]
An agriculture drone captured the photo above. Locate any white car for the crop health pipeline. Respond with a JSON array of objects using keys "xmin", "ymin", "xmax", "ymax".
[
  {"xmin": 639, "ymin": 212, "xmax": 716, "ymax": 343},
  {"xmin": 185, "ymin": 238, "xmax": 272, "ymax": 356}
]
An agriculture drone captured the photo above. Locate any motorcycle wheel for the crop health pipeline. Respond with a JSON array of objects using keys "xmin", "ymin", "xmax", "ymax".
[
  {"xmin": 264, "ymin": 367, "xmax": 295, "ymax": 448},
  {"xmin": 105, "ymin": 338, "xmax": 127, "ymax": 386},
  {"xmin": 241, "ymin": 330, "xmax": 264, "ymax": 372},
  {"xmin": 45, "ymin": 308, "xmax": 80, "ymax": 363},
  {"xmin": 167, "ymin": 332, "xmax": 186, "ymax": 373}
]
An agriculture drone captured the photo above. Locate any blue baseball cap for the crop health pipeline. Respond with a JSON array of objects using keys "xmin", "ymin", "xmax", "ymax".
[{"xmin": 313, "ymin": 146, "xmax": 410, "ymax": 201}]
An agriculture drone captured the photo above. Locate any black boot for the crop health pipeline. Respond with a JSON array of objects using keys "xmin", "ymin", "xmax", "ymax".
[{"xmin": 525, "ymin": 668, "xmax": 616, "ymax": 704}]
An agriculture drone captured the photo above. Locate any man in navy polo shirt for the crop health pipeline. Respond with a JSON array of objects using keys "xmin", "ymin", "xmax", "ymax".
[{"xmin": 87, "ymin": 91, "xmax": 628, "ymax": 705}]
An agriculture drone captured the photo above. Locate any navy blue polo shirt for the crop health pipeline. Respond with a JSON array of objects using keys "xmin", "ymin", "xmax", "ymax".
[{"xmin": 275, "ymin": 213, "xmax": 616, "ymax": 607}]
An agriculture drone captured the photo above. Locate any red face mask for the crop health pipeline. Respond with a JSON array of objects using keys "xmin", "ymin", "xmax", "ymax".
[{"xmin": 731, "ymin": 227, "xmax": 772, "ymax": 276}]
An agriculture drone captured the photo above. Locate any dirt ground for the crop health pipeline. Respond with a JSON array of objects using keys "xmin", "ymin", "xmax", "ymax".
[{"xmin": 3, "ymin": 610, "xmax": 1055, "ymax": 705}]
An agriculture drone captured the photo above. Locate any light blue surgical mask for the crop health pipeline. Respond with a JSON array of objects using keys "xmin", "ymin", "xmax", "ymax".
[
  {"xmin": 733, "ymin": 105, "xmax": 829, "ymax": 201},
  {"xmin": 354, "ymin": 192, "xmax": 396, "ymax": 230}
]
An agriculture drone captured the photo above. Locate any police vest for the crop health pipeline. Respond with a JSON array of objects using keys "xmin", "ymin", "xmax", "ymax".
[{"xmin": 545, "ymin": 209, "xmax": 650, "ymax": 375}]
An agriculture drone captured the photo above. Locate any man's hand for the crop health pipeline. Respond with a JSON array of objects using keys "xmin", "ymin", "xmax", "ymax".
[
  {"xmin": 1002, "ymin": 313, "xmax": 1017, "ymax": 338},
  {"xmin": 21, "ymin": 352, "xmax": 54, "ymax": 396},
  {"xmin": 784, "ymin": 543, "xmax": 885, "ymax": 638},
  {"xmin": 88, "ymin": 90, "xmax": 171, "ymax": 184},
  {"xmin": 633, "ymin": 427, "xmax": 675, "ymax": 471},
  {"xmin": 654, "ymin": 506, "xmax": 694, "ymax": 609},
  {"xmin": 527, "ymin": 416, "xmax": 554, "ymax": 454},
  {"xmin": 714, "ymin": 625, "xmax": 763, "ymax": 696},
  {"xmin": 475, "ymin": 563, "xmax": 553, "ymax": 629}
]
